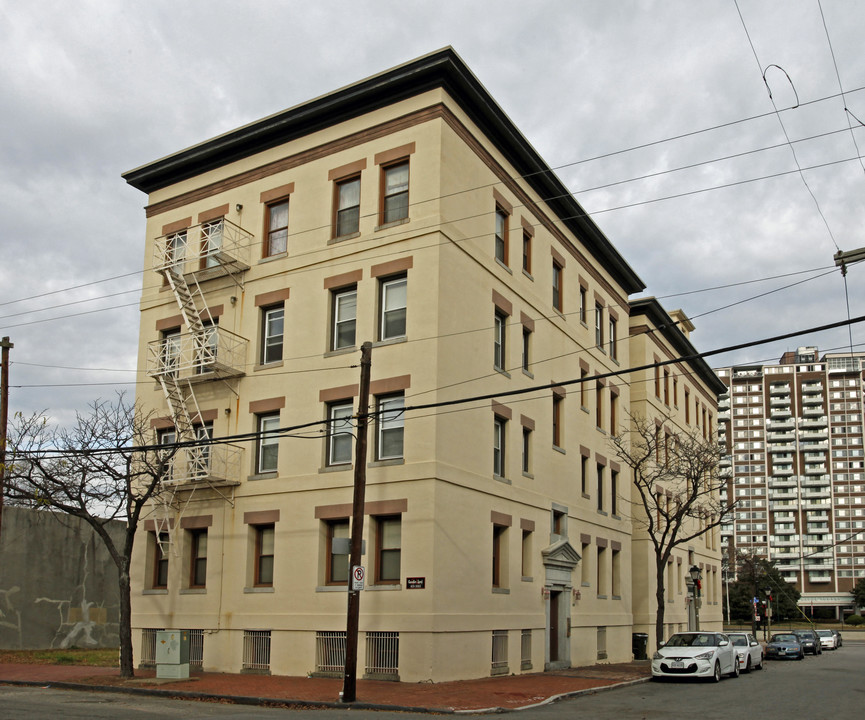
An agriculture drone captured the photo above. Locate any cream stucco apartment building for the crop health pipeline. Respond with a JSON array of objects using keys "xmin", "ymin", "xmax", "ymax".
[{"xmin": 124, "ymin": 49, "xmax": 723, "ymax": 681}]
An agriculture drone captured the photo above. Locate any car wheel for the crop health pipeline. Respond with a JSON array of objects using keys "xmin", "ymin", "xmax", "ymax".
[
  {"xmin": 797, "ymin": 651, "xmax": 804, "ymax": 660},
  {"xmin": 755, "ymin": 652, "xmax": 763, "ymax": 670},
  {"xmin": 729, "ymin": 659, "xmax": 740, "ymax": 678},
  {"xmin": 712, "ymin": 661, "xmax": 722, "ymax": 683},
  {"xmin": 744, "ymin": 656, "xmax": 751, "ymax": 673}
]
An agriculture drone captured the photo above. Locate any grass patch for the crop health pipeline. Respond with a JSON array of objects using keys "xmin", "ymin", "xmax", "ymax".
[{"xmin": 0, "ymin": 648, "xmax": 118, "ymax": 667}]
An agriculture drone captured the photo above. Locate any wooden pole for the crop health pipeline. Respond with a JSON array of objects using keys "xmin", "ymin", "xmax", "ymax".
[
  {"xmin": 341, "ymin": 341, "xmax": 371, "ymax": 703},
  {"xmin": 0, "ymin": 336, "xmax": 13, "ymax": 543}
]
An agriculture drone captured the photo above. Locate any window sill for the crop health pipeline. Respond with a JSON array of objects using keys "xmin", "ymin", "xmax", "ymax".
[
  {"xmin": 366, "ymin": 583, "xmax": 402, "ymax": 591},
  {"xmin": 580, "ymin": 320, "xmax": 588, "ymax": 329},
  {"xmin": 369, "ymin": 457, "xmax": 404, "ymax": 468},
  {"xmin": 522, "ymin": 471, "xmax": 534, "ymax": 480},
  {"xmin": 254, "ymin": 361, "xmax": 284, "ymax": 372},
  {"xmin": 259, "ymin": 252, "xmax": 287, "ymax": 264},
  {"xmin": 244, "ymin": 586, "xmax": 274, "ymax": 594},
  {"xmin": 582, "ymin": 492, "xmax": 590, "ymax": 500},
  {"xmin": 494, "ymin": 367, "xmax": 511, "ymax": 379},
  {"xmin": 375, "ymin": 217, "xmax": 410, "ymax": 232},
  {"xmin": 142, "ymin": 589, "xmax": 168, "ymax": 595},
  {"xmin": 495, "ymin": 258, "xmax": 513, "ymax": 274},
  {"xmin": 329, "ymin": 231, "xmax": 361, "ymax": 244},
  {"xmin": 582, "ymin": 581, "xmax": 591, "ymax": 588},
  {"xmin": 493, "ymin": 474, "xmax": 511, "ymax": 485},
  {"xmin": 248, "ymin": 472, "xmax": 278, "ymax": 481},
  {"xmin": 492, "ymin": 587, "xmax": 510, "ymax": 595},
  {"xmin": 180, "ymin": 588, "xmax": 206, "ymax": 595},
  {"xmin": 581, "ymin": 406, "xmax": 589, "ymax": 414},
  {"xmin": 316, "ymin": 585, "xmax": 348, "ymax": 593},
  {"xmin": 612, "ymin": 595, "xmax": 622, "ymax": 601},
  {"xmin": 597, "ymin": 509, "xmax": 608, "ymax": 517},
  {"xmin": 552, "ymin": 308, "xmax": 565, "ymax": 319},
  {"xmin": 612, "ymin": 514, "xmax": 621, "ymax": 521},
  {"xmin": 521, "ymin": 576, "xmax": 533, "ymax": 583},
  {"xmin": 552, "ymin": 445, "xmax": 566, "ymax": 455},
  {"xmin": 597, "ymin": 594, "xmax": 608, "ymax": 600},
  {"xmin": 320, "ymin": 464, "xmax": 351, "ymax": 474},
  {"xmin": 522, "ymin": 269, "xmax": 533, "ymax": 282},
  {"xmin": 522, "ymin": 368, "xmax": 534, "ymax": 379},
  {"xmin": 324, "ymin": 346, "xmax": 356, "ymax": 358},
  {"xmin": 596, "ymin": 427, "xmax": 607, "ymax": 435},
  {"xmin": 373, "ymin": 336, "xmax": 407, "ymax": 348}
]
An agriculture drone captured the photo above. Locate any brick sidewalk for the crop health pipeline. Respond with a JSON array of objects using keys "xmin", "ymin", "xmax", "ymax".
[{"xmin": 0, "ymin": 661, "xmax": 651, "ymax": 712}]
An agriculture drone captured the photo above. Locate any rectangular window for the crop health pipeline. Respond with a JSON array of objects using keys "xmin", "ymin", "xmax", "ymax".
[
  {"xmin": 189, "ymin": 529, "xmax": 207, "ymax": 588},
  {"xmin": 664, "ymin": 370, "xmax": 670, "ymax": 405},
  {"xmin": 327, "ymin": 401, "xmax": 354, "ymax": 466},
  {"xmin": 522, "ymin": 231, "xmax": 531, "ymax": 274},
  {"xmin": 153, "ymin": 532, "xmax": 169, "ymax": 589},
  {"xmin": 257, "ymin": 414, "xmax": 280, "ymax": 474},
  {"xmin": 265, "ymin": 199, "xmax": 289, "ymax": 256},
  {"xmin": 522, "ymin": 427, "xmax": 531, "ymax": 474},
  {"xmin": 597, "ymin": 546, "xmax": 607, "ymax": 596},
  {"xmin": 495, "ymin": 208, "xmax": 508, "ymax": 264},
  {"xmin": 553, "ymin": 394, "xmax": 563, "ymax": 448},
  {"xmin": 375, "ymin": 516, "xmax": 401, "ymax": 583},
  {"xmin": 612, "ymin": 548, "xmax": 621, "ymax": 597},
  {"xmin": 335, "ymin": 176, "xmax": 361, "ymax": 237},
  {"xmin": 261, "ymin": 306, "xmax": 284, "ymax": 364},
  {"xmin": 189, "ymin": 423, "xmax": 213, "ymax": 479},
  {"xmin": 610, "ymin": 392, "xmax": 618, "ymax": 435},
  {"xmin": 493, "ymin": 416, "xmax": 506, "ymax": 477},
  {"xmin": 596, "ymin": 381, "xmax": 603, "ymax": 429},
  {"xmin": 611, "ymin": 470, "xmax": 618, "ymax": 516},
  {"xmin": 492, "ymin": 524, "xmax": 507, "ymax": 588},
  {"xmin": 494, "ymin": 311, "xmax": 506, "ymax": 370},
  {"xmin": 327, "ymin": 519, "xmax": 350, "ymax": 584},
  {"xmin": 580, "ymin": 368, "xmax": 588, "ymax": 408},
  {"xmin": 597, "ymin": 464, "xmax": 605, "ymax": 512},
  {"xmin": 595, "ymin": 304, "xmax": 604, "ymax": 348},
  {"xmin": 552, "ymin": 261, "xmax": 563, "ymax": 311},
  {"xmin": 160, "ymin": 329, "xmax": 181, "ymax": 378},
  {"xmin": 377, "ymin": 395, "xmax": 405, "ymax": 460},
  {"xmin": 579, "ymin": 285, "xmax": 587, "ymax": 324},
  {"xmin": 608, "ymin": 317, "xmax": 617, "ymax": 360},
  {"xmin": 195, "ymin": 321, "xmax": 218, "ymax": 374},
  {"xmin": 201, "ymin": 219, "xmax": 224, "ymax": 268},
  {"xmin": 581, "ymin": 454, "xmax": 589, "ymax": 495},
  {"xmin": 521, "ymin": 530, "xmax": 532, "ymax": 577},
  {"xmin": 255, "ymin": 524, "xmax": 274, "ymax": 586},
  {"xmin": 685, "ymin": 388, "xmax": 691, "ymax": 423},
  {"xmin": 382, "ymin": 162, "xmax": 409, "ymax": 224},
  {"xmin": 522, "ymin": 327, "xmax": 531, "ymax": 372},
  {"xmin": 380, "ymin": 276, "xmax": 407, "ymax": 340},
  {"xmin": 332, "ymin": 287, "xmax": 357, "ymax": 351}
]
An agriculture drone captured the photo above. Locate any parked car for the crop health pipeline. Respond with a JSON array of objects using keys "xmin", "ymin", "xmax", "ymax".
[
  {"xmin": 816, "ymin": 629, "xmax": 838, "ymax": 650},
  {"xmin": 765, "ymin": 633, "xmax": 804, "ymax": 660},
  {"xmin": 792, "ymin": 629, "xmax": 822, "ymax": 655},
  {"xmin": 727, "ymin": 631, "xmax": 764, "ymax": 672},
  {"xmin": 651, "ymin": 632, "xmax": 739, "ymax": 682},
  {"xmin": 831, "ymin": 629, "xmax": 843, "ymax": 647}
]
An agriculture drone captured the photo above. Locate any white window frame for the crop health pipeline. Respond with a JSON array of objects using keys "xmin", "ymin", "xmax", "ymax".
[
  {"xmin": 332, "ymin": 288, "xmax": 357, "ymax": 351},
  {"xmin": 377, "ymin": 395, "xmax": 405, "ymax": 460},
  {"xmin": 380, "ymin": 276, "xmax": 407, "ymax": 341},
  {"xmin": 257, "ymin": 413, "xmax": 280, "ymax": 474}
]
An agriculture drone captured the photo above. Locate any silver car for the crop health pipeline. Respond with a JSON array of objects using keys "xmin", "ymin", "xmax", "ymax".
[
  {"xmin": 816, "ymin": 629, "xmax": 838, "ymax": 650},
  {"xmin": 652, "ymin": 632, "xmax": 739, "ymax": 682},
  {"xmin": 727, "ymin": 631, "xmax": 764, "ymax": 672}
]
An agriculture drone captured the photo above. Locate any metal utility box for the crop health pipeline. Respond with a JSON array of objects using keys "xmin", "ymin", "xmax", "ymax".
[{"xmin": 155, "ymin": 630, "xmax": 190, "ymax": 679}]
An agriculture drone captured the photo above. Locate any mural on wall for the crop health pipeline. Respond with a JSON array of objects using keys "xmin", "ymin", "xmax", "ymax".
[{"xmin": 0, "ymin": 507, "xmax": 123, "ymax": 649}]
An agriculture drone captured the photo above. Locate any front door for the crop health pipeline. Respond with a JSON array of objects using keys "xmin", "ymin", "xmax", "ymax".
[{"xmin": 549, "ymin": 591, "xmax": 561, "ymax": 662}]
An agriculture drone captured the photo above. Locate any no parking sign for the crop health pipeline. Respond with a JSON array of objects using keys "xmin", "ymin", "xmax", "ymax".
[{"xmin": 352, "ymin": 565, "xmax": 365, "ymax": 591}]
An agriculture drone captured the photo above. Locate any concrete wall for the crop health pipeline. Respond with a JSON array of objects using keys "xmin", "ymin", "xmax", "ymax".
[{"xmin": 0, "ymin": 506, "xmax": 125, "ymax": 649}]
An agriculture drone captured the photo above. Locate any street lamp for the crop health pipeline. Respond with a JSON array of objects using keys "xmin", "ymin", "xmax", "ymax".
[{"xmin": 688, "ymin": 565, "xmax": 703, "ymax": 631}]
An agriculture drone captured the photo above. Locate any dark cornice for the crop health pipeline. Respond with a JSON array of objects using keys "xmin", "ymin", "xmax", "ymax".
[
  {"xmin": 630, "ymin": 297, "xmax": 726, "ymax": 396},
  {"xmin": 123, "ymin": 48, "xmax": 644, "ymax": 294}
]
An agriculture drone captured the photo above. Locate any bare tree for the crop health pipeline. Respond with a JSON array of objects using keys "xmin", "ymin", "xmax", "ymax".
[
  {"xmin": 3, "ymin": 394, "xmax": 172, "ymax": 678},
  {"xmin": 611, "ymin": 413, "xmax": 731, "ymax": 649}
]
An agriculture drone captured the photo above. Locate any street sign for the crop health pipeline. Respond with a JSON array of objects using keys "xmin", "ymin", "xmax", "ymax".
[{"xmin": 352, "ymin": 565, "xmax": 365, "ymax": 591}]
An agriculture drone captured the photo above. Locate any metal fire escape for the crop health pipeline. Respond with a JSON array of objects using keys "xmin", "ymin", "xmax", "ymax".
[{"xmin": 146, "ymin": 218, "xmax": 252, "ymax": 551}]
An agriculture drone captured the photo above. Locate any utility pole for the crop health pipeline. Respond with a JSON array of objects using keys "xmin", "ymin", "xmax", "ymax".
[
  {"xmin": 0, "ymin": 336, "xmax": 13, "ymax": 543},
  {"xmin": 341, "ymin": 342, "xmax": 372, "ymax": 704}
]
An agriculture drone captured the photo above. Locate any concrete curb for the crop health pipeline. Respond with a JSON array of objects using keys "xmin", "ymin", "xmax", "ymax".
[
  {"xmin": 456, "ymin": 676, "xmax": 652, "ymax": 714},
  {"xmin": 0, "ymin": 678, "xmax": 458, "ymax": 714}
]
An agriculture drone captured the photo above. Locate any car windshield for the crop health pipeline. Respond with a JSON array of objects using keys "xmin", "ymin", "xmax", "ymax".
[
  {"xmin": 771, "ymin": 634, "xmax": 797, "ymax": 643},
  {"xmin": 730, "ymin": 636, "xmax": 748, "ymax": 646},
  {"xmin": 665, "ymin": 633, "xmax": 718, "ymax": 648},
  {"xmin": 795, "ymin": 631, "xmax": 815, "ymax": 639}
]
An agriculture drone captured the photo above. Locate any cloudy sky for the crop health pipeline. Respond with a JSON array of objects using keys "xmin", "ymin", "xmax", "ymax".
[{"xmin": 1, "ymin": 0, "xmax": 863, "ymax": 428}]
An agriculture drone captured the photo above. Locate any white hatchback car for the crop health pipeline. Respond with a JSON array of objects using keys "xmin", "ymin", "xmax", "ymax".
[
  {"xmin": 727, "ymin": 631, "xmax": 764, "ymax": 672},
  {"xmin": 652, "ymin": 632, "xmax": 739, "ymax": 682}
]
